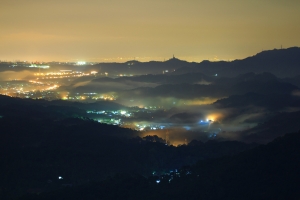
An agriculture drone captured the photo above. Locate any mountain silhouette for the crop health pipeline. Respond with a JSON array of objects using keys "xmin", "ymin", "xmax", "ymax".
[{"xmin": 174, "ymin": 47, "xmax": 300, "ymax": 77}]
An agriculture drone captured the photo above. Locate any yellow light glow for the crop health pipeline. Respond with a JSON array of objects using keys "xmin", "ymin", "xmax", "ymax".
[{"xmin": 206, "ymin": 113, "xmax": 223, "ymax": 122}]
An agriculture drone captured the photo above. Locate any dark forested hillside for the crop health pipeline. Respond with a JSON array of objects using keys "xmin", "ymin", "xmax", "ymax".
[
  {"xmin": 0, "ymin": 97, "xmax": 257, "ymax": 199},
  {"xmin": 18, "ymin": 131, "xmax": 300, "ymax": 200}
]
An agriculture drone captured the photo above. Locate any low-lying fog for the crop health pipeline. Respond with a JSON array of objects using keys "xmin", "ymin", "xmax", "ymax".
[{"xmin": 1, "ymin": 67, "xmax": 300, "ymax": 144}]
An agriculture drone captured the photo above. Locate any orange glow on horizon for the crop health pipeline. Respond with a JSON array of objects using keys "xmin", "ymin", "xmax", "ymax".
[{"xmin": 0, "ymin": 1, "xmax": 299, "ymax": 62}]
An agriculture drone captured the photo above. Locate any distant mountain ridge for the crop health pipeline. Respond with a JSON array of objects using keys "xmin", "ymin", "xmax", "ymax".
[
  {"xmin": 174, "ymin": 47, "xmax": 300, "ymax": 77},
  {"xmin": 1, "ymin": 47, "xmax": 299, "ymax": 78},
  {"xmin": 116, "ymin": 72, "xmax": 299, "ymax": 100},
  {"xmin": 91, "ymin": 47, "xmax": 300, "ymax": 77}
]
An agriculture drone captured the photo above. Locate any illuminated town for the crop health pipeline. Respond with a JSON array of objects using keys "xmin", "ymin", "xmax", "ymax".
[{"xmin": 0, "ymin": 60, "xmax": 222, "ymax": 144}]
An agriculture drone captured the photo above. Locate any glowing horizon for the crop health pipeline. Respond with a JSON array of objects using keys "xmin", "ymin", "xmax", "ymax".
[
  {"xmin": 2, "ymin": 46, "xmax": 298, "ymax": 64},
  {"xmin": 1, "ymin": 0, "xmax": 300, "ymax": 63}
]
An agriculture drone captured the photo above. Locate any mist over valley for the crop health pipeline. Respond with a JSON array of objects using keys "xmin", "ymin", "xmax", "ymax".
[{"xmin": 1, "ymin": 48, "xmax": 300, "ymax": 199}]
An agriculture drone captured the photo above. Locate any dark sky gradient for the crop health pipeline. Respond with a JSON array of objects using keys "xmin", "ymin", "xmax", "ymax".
[{"xmin": 1, "ymin": 0, "xmax": 300, "ymax": 62}]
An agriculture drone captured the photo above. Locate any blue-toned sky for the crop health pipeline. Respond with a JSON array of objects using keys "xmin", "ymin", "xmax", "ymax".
[{"xmin": 1, "ymin": 0, "xmax": 299, "ymax": 62}]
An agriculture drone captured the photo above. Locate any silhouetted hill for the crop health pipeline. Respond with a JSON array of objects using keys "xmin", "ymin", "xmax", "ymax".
[
  {"xmin": 118, "ymin": 72, "xmax": 299, "ymax": 100},
  {"xmin": 174, "ymin": 47, "xmax": 300, "ymax": 77},
  {"xmin": 231, "ymin": 79, "xmax": 297, "ymax": 95},
  {"xmin": 184, "ymin": 130, "xmax": 300, "ymax": 200},
  {"xmin": 92, "ymin": 72, "xmax": 212, "ymax": 85},
  {"xmin": 19, "ymin": 131, "xmax": 300, "ymax": 200},
  {"xmin": 91, "ymin": 57, "xmax": 194, "ymax": 76},
  {"xmin": 283, "ymin": 75, "xmax": 300, "ymax": 87},
  {"xmin": 239, "ymin": 111, "xmax": 300, "ymax": 143},
  {"xmin": 1, "ymin": 48, "xmax": 299, "ymax": 78},
  {"xmin": 49, "ymin": 99, "xmax": 125, "ymax": 111},
  {"xmin": 119, "ymin": 83, "xmax": 226, "ymax": 99},
  {"xmin": 0, "ymin": 96, "xmax": 257, "ymax": 199},
  {"xmin": 0, "ymin": 95, "xmax": 125, "ymax": 117},
  {"xmin": 115, "ymin": 71, "xmax": 279, "ymax": 86},
  {"xmin": 222, "ymin": 72, "xmax": 279, "ymax": 85},
  {"xmin": 214, "ymin": 93, "xmax": 300, "ymax": 110}
]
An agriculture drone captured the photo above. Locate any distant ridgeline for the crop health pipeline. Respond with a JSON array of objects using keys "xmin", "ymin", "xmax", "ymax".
[
  {"xmin": 78, "ymin": 47, "xmax": 300, "ymax": 77},
  {"xmin": 173, "ymin": 47, "xmax": 300, "ymax": 77},
  {"xmin": 0, "ymin": 47, "xmax": 300, "ymax": 77}
]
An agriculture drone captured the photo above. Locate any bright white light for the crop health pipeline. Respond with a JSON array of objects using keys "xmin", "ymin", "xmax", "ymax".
[
  {"xmin": 156, "ymin": 180, "xmax": 160, "ymax": 183},
  {"xmin": 29, "ymin": 64, "xmax": 49, "ymax": 69},
  {"xmin": 58, "ymin": 176, "xmax": 63, "ymax": 180},
  {"xmin": 77, "ymin": 61, "xmax": 86, "ymax": 65},
  {"xmin": 91, "ymin": 71, "xmax": 98, "ymax": 74},
  {"xmin": 120, "ymin": 111, "xmax": 126, "ymax": 115}
]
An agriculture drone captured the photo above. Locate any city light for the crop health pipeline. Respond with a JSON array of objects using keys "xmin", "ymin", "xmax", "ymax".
[
  {"xmin": 120, "ymin": 111, "xmax": 126, "ymax": 115},
  {"xmin": 91, "ymin": 71, "xmax": 98, "ymax": 75},
  {"xmin": 77, "ymin": 61, "xmax": 86, "ymax": 65},
  {"xmin": 29, "ymin": 64, "xmax": 50, "ymax": 69}
]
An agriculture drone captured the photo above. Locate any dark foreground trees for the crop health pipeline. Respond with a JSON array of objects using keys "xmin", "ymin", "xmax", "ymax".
[{"xmin": 15, "ymin": 131, "xmax": 300, "ymax": 200}]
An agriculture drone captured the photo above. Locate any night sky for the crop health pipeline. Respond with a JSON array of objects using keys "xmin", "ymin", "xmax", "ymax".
[{"xmin": 1, "ymin": 0, "xmax": 300, "ymax": 62}]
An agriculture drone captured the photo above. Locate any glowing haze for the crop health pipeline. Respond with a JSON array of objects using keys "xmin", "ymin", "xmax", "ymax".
[{"xmin": 1, "ymin": 0, "xmax": 300, "ymax": 62}]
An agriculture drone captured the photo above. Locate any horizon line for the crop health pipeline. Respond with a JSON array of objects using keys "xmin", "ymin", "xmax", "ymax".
[{"xmin": 0, "ymin": 46, "xmax": 298, "ymax": 64}]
